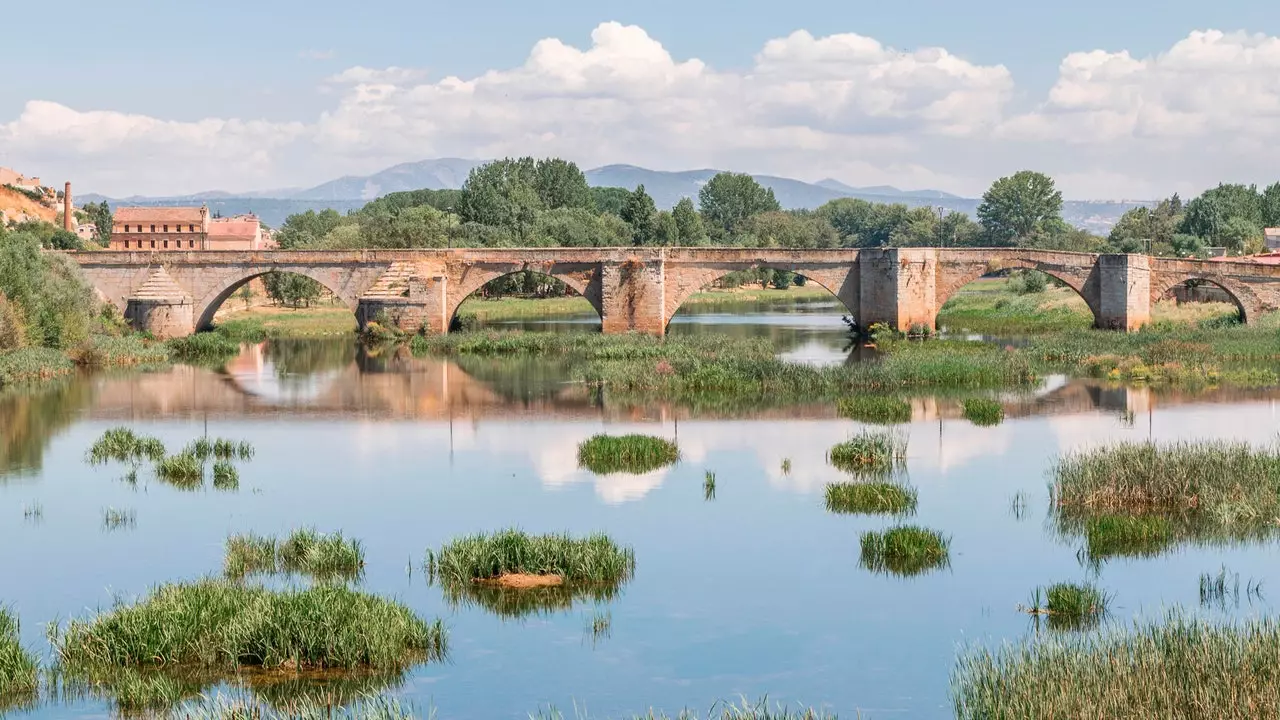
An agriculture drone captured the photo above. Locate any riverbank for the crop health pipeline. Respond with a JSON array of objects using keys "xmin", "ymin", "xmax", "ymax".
[
  {"xmin": 214, "ymin": 303, "xmax": 357, "ymax": 337},
  {"xmin": 454, "ymin": 285, "xmax": 835, "ymax": 324}
]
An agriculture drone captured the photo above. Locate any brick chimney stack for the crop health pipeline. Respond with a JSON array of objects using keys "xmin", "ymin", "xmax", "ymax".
[{"xmin": 64, "ymin": 182, "xmax": 73, "ymax": 232}]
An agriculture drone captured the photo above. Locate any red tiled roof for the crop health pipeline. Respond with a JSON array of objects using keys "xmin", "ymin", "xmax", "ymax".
[
  {"xmin": 1208, "ymin": 253, "xmax": 1280, "ymax": 264},
  {"xmin": 115, "ymin": 206, "xmax": 206, "ymax": 223}
]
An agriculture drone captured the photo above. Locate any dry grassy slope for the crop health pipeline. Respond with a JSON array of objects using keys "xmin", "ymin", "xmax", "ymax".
[{"xmin": 0, "ymin": 185, "xmax": 57, "ymax": 223}]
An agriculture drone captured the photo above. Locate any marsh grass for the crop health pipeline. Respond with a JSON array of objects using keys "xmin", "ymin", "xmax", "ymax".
[
  {"xmin": 428, "ymin": 529, "xmax": 635, "ymax": 588},
  {"xmin": 157, "ymin": 451, "xmax": 205, "ymax": 489},
  {"xmin": 533, "ymin": 697, "xmax": 836, "ymax": 720},
  {"xmin": 836, "ymin": 396, "xmax": 912, "ymax": 425},
  {"xmin": 827, "ymin": 431, "xmax": 907, "ymax": 474},
  {"xmin": 1020, "ymin": 583, "xmax": 1110, "ymax": 630},
  {"xmin": 173, "ymin": 690, "xmax": 418, "ymax": 720},
  {"xmin": 1051, "ymin": 440, "xmax": 1280, "ymax": 552},
  {"xmin": 166, "ymin": 331, "xmax": 243, "ymax": 361},
  {"xmin": 21, "ymin": 502, "xmax": 42, "ymax": 522},
  {"xmin": 51, "ymin": 579, "xmax": 446, "ymax": 673},
  {"xmin": 952, "ymin": 611, "xmax": 1280, "ymax": 719},
  {"xmin": 780, "ymin": 458, "xmax": 792, "ymax": 476},
  {"xmin": 825, "ymin": 482, "xmax": 917, "ymax": 516},
  {"xmin": 961, "ymin": 398, "xmax": 1004, "ymax": 427},
  {"xmin": 586, "ymin": 611, "xmax": 612, "ymax": 644},
  {"xmin": 1009, "ymin": 492, "xmax": 1028, "ymax": 521},
  {"xmin": 212, "ymin": 460, "xmax": 239, "ymax": 490},
  {"xmin": 860, "ymin": 526, "xmax": 950, "ymax": 577},
  {"xmin": 225, "ymin": 529, "xmax": 365, "ymax": 582},
  {"xmin": 440, "ymin": 581, "xmax": 622, "ymax": 620},
  {"xmin": 577, "ymin": 434, "xmax": 680, "ymax": 475},
  {"xmin": 102, "ymin": 507, "xmax": 136, "ymax": 531},
  {"xmin": 1199, "ymin": 565, "xmax": 1265, "ymax": 609},
  {"xmin": 0, "ymin": 607, "xmax": 38, "ymax": 704},
  {"xmin": 703, "ymin": 471, "xmax": 716, "ymax": 501},
  {"xmin": 87, "ymin": 427, "xmax": 166, "ymax": 467},
  {"xmin": 90, "ymin": 428, "xmax": 254, "ymax": 492}
]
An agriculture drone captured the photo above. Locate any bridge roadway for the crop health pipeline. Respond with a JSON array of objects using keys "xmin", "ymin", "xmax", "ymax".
[{"xmin": 65, "ymin": 247, "xmax": 1280, "ymax": 338}]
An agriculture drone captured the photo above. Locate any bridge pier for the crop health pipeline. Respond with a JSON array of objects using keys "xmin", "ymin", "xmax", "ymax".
[
  {"xmin": 1096, "ymin": 254, "xmax": 1150, "ymax": 331},
  {"xmin": 858, "ymin": 248, "xmax": 938, "ymax": 332},
  {"xmin": 357, "ymin": 275, "xmax": 448, "ymax": 334}
]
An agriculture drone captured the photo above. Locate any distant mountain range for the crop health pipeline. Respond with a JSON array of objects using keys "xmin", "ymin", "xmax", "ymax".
[{"xmin": 81, "ymin": 159, "xmax": 1151, "ymax": 233}]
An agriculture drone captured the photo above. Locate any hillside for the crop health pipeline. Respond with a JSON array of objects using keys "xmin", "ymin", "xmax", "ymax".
[{"xmin": 0, "ymin": 185, "xmax": 57, "ymax": 224}]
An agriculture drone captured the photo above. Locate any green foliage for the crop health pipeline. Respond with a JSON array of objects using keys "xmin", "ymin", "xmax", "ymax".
[
  {"xmin": 621, "ymin": 184, "xmax": 658, "ymax": 244},
  {"xmin": 836, "ymin": 396, "xmax": 912, "ymax": 424},
  {"xmin": 166, "ymin": 330, "xmax": 241, "ymax": 360},
  {"xmin": 1026, "ymin": 582, "xmax": 1110, "ymax": 630},
  {"xmin": 1082, "ymin": 515, "xmax": 1175, "ymax": 560},
  {"xmin": 591, "ymin": 186, "xmax": 631, "ymax": 216},
  {"xmin": 1181, "ymin": 183, "xmax": 1264, "ymax": 244},
  {"xmin": 263, "ymin": 271, "xmax": 324, "ymax": 308},
  {"xmin": 0, "ymin": 294, "xmax": 21, "ymax": 350},
  {"xmin": 174, "ymin": 692, "xmax": 420, "ymax": 720},
  {"xmin": 51, "ymin": 579, "xmax": 447, "ymax": 671},
  {"xmin": 274, "ymin": 209, "xmax": 345, "ymax": 249},
  {"xmin": 672, "ymin": 197, "xmax": 707, "ymax": 244},
  {"xmin": 79, "ymin": 201, "xmax": 112, "ymax": 246},
  {"xmin": 427, "ymin": 529, "xmax": 636, "ymax": 586},
  {"xmin": 0, "ymin": 606, "xmax": 38, "ymax": 705},
  {"xmin": 0, "ymin": 231, "xmax": 97, "ymax": 349},
  {"xmin": 860, "ymin": 525, "xmax": 950, "ymax": 576},
  {"xmin": 977, "ymin": 171, "xmax": 1064, "ymax": 245},
  {"xmin": 961, "ymin": 398, "xmax": 1004, "ymax": 426},
  {"xmin": 825, "ymin": 481, "xmax": 918, "ymax": 515},
  {"xmin": 828, "ymin": 431, "xmax": 907, "ymax": 474},
  {"xmin": 738, "ymin": 210, "xmax": 840, "ymax": 248},
  {"xmin": 952, "ymin": 612, "xmax": 1280, "ymax": 719},
  {"xmin": 1263, "ymin": 182, "xmax": 1280, "ymax": 228},
  {"xmin": 577, "ymin": 434, "xmax": 681, "ymax": 474},
  {"xmin": 0, "ymin": 347, "xmax": 74, "ymax": 386},
  {"xmin": 533, "ymin": 698, "xmax": 836, "ymax": 720},
  {"xmin": 87, "ymin": 427, "xmax": 166, "ymax": 467},
  {"xmin": 534, "ymin": 207, "xmax": 631, "ymax": 247},
  {"xmin": 698, "ymin": 172, "xmax": 781, "ymax": 239},
  {"xmin": 458, "ymin": 157, "xmax": 592, "ymax": 240}
]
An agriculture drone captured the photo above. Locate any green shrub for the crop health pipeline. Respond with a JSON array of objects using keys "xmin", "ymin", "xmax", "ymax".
[{"xmin": 0, "ymin": 607, "xmax": 38, "ymax": 703}]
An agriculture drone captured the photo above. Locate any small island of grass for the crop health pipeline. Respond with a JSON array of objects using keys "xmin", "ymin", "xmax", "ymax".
[
  {"xmin": 825, "ymin": 482, "xmax": 918, "ymax": 516},
  {"xmin": 860, "ymin": 525, "xmax": 950, "ymax": 577},
  {"xmin": 577, "ymin": 434, "xmax": 680, "ymax": 475}
]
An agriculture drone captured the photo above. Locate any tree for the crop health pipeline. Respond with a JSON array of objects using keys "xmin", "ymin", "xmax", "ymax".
[
  {"xmin": 457, "ymin": 158, "xmax": 542, "ymax": 240},
  {"xmin": 653, "ymin": 211, "xmax": 679, "ymax": 246},
  {"xmin": 739, "ymin": 210, "xmax": 839, "ymax": 248},
  {"xmin": 1220, "ymin": 216, "xmax": 1263, "ymax": 254},
  {"xmin": 533, "ymin": 208, "xmax": 631, "ymax": 247},
  {"xmin": 672, "ymin": 198, "xmax": 706, "ymax": 245},
  {"xmin": 1181, "ymin": 184, "xmax": 1263, "ymax": 241},
  {"xmin": 621, "ymin": 185, "xmax": 658, "ymax": 245},
  {"xmin": 1170, "ymin": 233, "xmax": 1207, "ymax": 258},
  {"xmin": 264, "ymin": 272, "xmax": 323, "ymax": 309},
  {"xmin": 79, "ymin": 201, "xmax": 113, "ymax": 246},
  {"xmin": 976, "ymin": 171, "xmax": 1064, "ymax": 245},
  {"xmin": 357, "ymin": 204, "xmax": 456, "ymax": 248},
  {"xmin": 592, "ymin": 187, "xmax": 632, "ymax": 217},
  {"xmin": 698, "ymin": 172, "xmax": 780, "ymax": 240},
  {"xmin": 1263, "ymin": 183, "xmax": 1280, "ymax": 228},
  {"xmin": 533, "ymin": 158, "xmax": 593, "ymax": 211},
  {"xmin": 276, "ymin": 209, "xmax": 345, "ymax": 249}
]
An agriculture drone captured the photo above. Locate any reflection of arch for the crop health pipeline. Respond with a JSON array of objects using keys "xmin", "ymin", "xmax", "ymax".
[
  {"xmin": 1151, "ymin": 273, "xmax": 1252, "ymax": 323},
  {"xmin": 446, "ymin": 263, "xmax": 603, "ymax": 327},
  {"xmin": 935, "ymin": 257, "xmax": 1101, "ymax": 326},
  {"xmin": 195, "ymin": 270, "xmax": 355, "ymax": 330},
  {"xmin": 664, "ymin": 263, "xmax": 857, "ymax": 329}
]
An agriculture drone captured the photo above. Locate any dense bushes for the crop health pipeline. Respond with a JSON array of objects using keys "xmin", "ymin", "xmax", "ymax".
[{"xmin": 0, "ymin": 231, "xmax": 96, "ymax": 349}]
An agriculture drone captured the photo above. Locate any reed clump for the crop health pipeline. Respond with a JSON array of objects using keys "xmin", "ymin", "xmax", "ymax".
[
  {"xmin": 174, "ymin": 692, "xmax": 418, "ymax": 720},
  {"xmin": 0, "ymin": 607, "xmax": 38, "ymax": 705},
  {"xmin": 952, "ymin": 611, "xmax": 1280, "ymax": 719},
  {"xmin": 102, "ymin": 507, "xmax": 136, "ymax": 531},
  {"xmin": 156, "ymin": 451, "xmax": 205, "ymax": 488},
  {"xmin": 86, "ymin": 427, "xmax": 166, "ymax": 466},
  {"xmin": 1022, "ymin": 582, "xmax": 1110, "ymax": 630},
  {"xmin": 825, "ymin": 482, "xmax": 917, "ymax": 516},
  {"xmin": 836, "ymin": 396, "xmax": 912, "ymax": 424},
  {"xmin": 428, "ymin": 529, "xmax": 635, "ymax": 588},
  {"xmin": 51, "ymin": 579, "xmax": 446, "ymax": 673},
  {"xmin": 1051, "ymin": 440, "xmax": 1280, "ymax": 548},
  {"xmin": 225, "ymin": 529, "xmax": 365, "ymax": 581},
  {"xmin": 533, "ymin": 697, "xmax": 836, "ymax": 720},
  {"xmin": 577, "ymin": 434, "xmax": 680, "ymax": 475},
  {"xmin": 860, "ymin": 525, "xmax": 950, "ymax": 577},
  {"xmin": 961, "ymin": 398, "xmax": 1005, "ymax": 427},
  {"xmin": 828, "ymin": 431, "xmax": 907, "ymax": 474},
  {"xmin": 166, "ymin": 331, "xmax": 243, "ymax": 361}
]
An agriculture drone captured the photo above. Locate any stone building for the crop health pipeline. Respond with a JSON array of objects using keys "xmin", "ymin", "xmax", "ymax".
[
  {"xmin": 110, "ymin": 206, "xmax": 210, "ymax": 250},
  {"xmin": 0, "ymin": 167, "xmax": 41, "ymax": 189},
  {"xmin": 1266, "ymin": 228, "xmax": 1280, "ymax": 251},
  {"xmin": 207, "ymin": 215, "xmax": 274, "ymax": 250}
]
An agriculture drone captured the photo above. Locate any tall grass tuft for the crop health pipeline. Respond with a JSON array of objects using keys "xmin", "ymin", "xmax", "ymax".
[
  {"xmin": 961, "ymin": 398, "xmax": 1004, "ymax": 427},
  {"xmin": 174, "ymin": 691, "xmax": 419, "ymax": 720},
  {"xmin": 825, "ymin": 482, "xmax": 917, "ymax": 516},
  {"xmin": 1021, "ymin": 582, "xmax": 1110, "ymax": 630},
  {"xmin": 102, "ymin": 507, "xmax": 136, "ymax": 531},
  {"xmin": 224, "ymin": 529, "xmax": 364, "ymax": 582},
  {"xmin": 952, "ymin": 611, "xmax": 1280, "ymax": 719},
  {"xmin": 0, "ymin": 606, "xmax": 38, "ymax": 704},
  {"xmin": 533, "ymin": 697, "xmax": 836, "ymax": 719},
  {"xmin": 1082, "ymin": 515, "xmax": 1174, "ymax": 560},
  {"xmin": 577, "ymin": 434, "xmax": 680, "ymax": 475},
  {"xmin": 212, "ymin": 460, "xmax": 239, "ymax": 491},
  {"xmin": 428, "ymin": 529, "xmax": 635, "ymax": 587},
  {"xmin": 51, "ymin": 579, "xmax": 446, "ymax": 672},
  {"xmin": 86, "ymin": 427, "xmax": 166, "ymax": 466},
  {"xmin": 704, "ymin": 471, "xmax": 716, "ymax": 501},
  {"xmin": 860, "ymin": 525, "xmax": 950, "ymax": 577},
  {"xmin": 836, "ymin": 396, "xmax": 912, "ymax": 425},
  {"xmin": 156, "ymin": 451, "xmax": 204, "ymax": 489},
  {"xmin": 828, "ymin": 431, "xmax": 907, "ymax": 474}
]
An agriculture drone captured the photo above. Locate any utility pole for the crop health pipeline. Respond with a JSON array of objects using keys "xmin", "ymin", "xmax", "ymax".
[{"xmin": 936, "ymin": 206, "xmax": 946, "ymax": 248}]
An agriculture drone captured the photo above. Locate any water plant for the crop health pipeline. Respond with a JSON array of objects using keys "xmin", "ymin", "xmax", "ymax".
[
  {"xmin": 156, "ymin": 450, "xmax": 204, "ymax": 489},
  {"xmin": 212, "ymin": 460, "xmax": 239, "ymax": 490},
  {"xmin": 86, "ymin": 427, "xmax": 166, "ymax": 467},
  {"xmin": 836, "ymin": 396, "xmax": 912, "ymax": 424},
  {"xmin": 225, "ymin": 529, "xmax": 364, "ymax": 582},
  {"xmin": 101, "ymin": 507, "xmax": 136, "ymax": 531},
  {"xmin": 533, "ymin": 697, "xmax": 836, "ymax": 720},
  {"xmin": 50, "ymin": 579, "xmax": 446, "ymax": 672},
  {"xmin": 1082, "ymin": 515, "xmax": 1175, "ymax": 560},
  {"xmin": 704, "ymin": 471, "xmax": 716, "ymax": 501},
  {"xmin": 1009, "ymin": 492, "xmax": 1028, "ymax": 521},
  {"xmin": 780, "ymin": 458, "xmax": 792, "ymax": 476},
  {"xmin": 1021, "ymin": 582, "xmax": 1110, "ymax": 630},
  {"xmin": 174, "ymin": 692, "xmax": 419, "ymax": 720},
  {"xmin": 825, "ymin": 482, "xmax": 917, "ymax": 516},
  {"xmin": 586, "ymin": 610, "xmax": 612, "ymax": 644},
  {"xmin": 0, "ymin": 607, "xmax": 38, "ymax": 705},
  {"xmin": 1199, "ymin": 565, "xmax": 1264, "ymax": 609},
  {"xmin": 961, "ymin": 398, "xmax": 1004, "ymax": 427},
  {"xmin": 827, "ymin": 431, "xmax": 907, "ymax": 474},
  {"xmin": 21, "ymin": 502, "xmax": 41, "ymax": 522},
  {"xmin": 952, "ymin": 611, "xmax": 1280, "ymax": 718},
  {"xmin": 577, "ymin": 434, "xmax": 680, "ymax": 475},
  {"xmin": 427, "ymin": 529, "xmax": 635, "ymax": 588},
  {"xmin": 166, "ymin": 331, "xmax": 242, "ymax": 361},
  {"xmin": 859, "ymin": 525, "xmax": 950, "ymax": 577}
]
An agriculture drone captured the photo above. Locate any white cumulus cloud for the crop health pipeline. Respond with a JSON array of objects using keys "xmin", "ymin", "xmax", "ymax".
[{"xmin": 3, "ymin": 23, "xmax": 1280, "ymax": 198}]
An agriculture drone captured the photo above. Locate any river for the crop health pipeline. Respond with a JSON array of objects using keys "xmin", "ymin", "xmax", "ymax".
[{"xmin": 2, "ymin": 298, "xmax": 1277, "ymax": 718}]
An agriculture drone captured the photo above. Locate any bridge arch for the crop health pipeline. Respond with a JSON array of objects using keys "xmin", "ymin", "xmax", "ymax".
[
  {"xmin": 1150, "ymin": 272, "xmax": 1257, "ymax": 324},
  {"xmin": 935, "ymin": 253, "xmax": 1102, "ymax": 328},
  {"xmin": 194, "ymin": 268, "xmax": 359, "ymax": 331},
  {"xmin": 445, "ymin": 262, "xmax": 603, "ymax": 329},
  {"xmin": 663, "ymin": 262, "xmax": 858, "ymax": 329}
]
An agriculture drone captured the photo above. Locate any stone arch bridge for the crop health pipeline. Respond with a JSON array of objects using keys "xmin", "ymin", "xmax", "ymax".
[{"xmin": 65, "ymin": 247, "xmax": 1280, "ymax": 338}]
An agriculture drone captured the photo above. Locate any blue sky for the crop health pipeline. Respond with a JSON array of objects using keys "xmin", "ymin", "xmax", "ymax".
[{"xmin": 3, "ymin": 0, "xmax": 1279, "ymax": 198}]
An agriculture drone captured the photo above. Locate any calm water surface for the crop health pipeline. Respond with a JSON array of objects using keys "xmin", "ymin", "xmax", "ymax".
[{"xmin": 3, "ymin": 300, "xmax": 1278, "ymax": 718}]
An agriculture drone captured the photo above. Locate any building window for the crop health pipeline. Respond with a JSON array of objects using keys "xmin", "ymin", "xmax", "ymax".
[
  {"xmin": 175, "ymin": 225, "xmax": 181, "ymax": 233},
  {"xmin": 189, "ymin": 225, "xmax": 195, "ymax": 232},
  {"xmin": 150, "ymin": 240, "xmax": 155, "ymax": 249},
  {"xmin": 123, "ymin": 225, "xmax": 130, "ymax": 232},
  {"xmin": 163, "ymin": 225, "xmax": 169, "ymax": 232},
  {"xmin": 150, "ymin": 225, "xmax": 156, "ymax": 233},
  {"xmin": 163, "ymin": 240, "xmax": 168, "ymax": 248}
]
